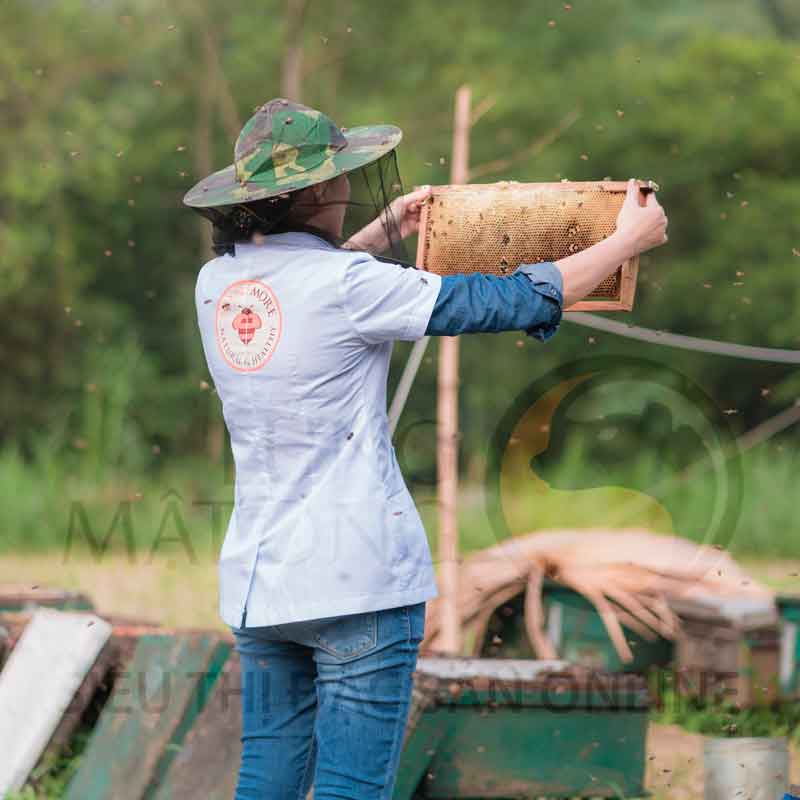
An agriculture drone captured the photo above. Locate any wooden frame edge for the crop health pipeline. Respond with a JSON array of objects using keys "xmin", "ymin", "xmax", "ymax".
[
  {"xmin": 425, "ymin": 179, "xmax": 658, "ymax": 194},
  {"xmin": 415, "ymin": 194, "xmax": 432, "ymax": 269},
  {"xmin": 413, "ymin": 182, "xmax": 650, "ymax": 312}
]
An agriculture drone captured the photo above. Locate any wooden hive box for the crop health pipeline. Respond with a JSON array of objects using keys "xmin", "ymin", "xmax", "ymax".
[
  {"xmin": 670, "ymin": 596, "xmax": 780, "ymax": 708},
  {"xmin": 394, "ymin": 657, "xmax": 650, "ymax": 799}
]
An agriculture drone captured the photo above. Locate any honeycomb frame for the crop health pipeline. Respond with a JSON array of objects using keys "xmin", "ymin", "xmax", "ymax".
[{"xmin": 415, "ymin": 180, "xmax": 658, "ymax": 312}]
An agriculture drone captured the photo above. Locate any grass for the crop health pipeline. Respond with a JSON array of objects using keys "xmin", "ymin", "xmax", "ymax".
[
  {"xmin": 652, "ymin": 680, "xmax": 800, "ymax": 742},
  {"xmin": 419, "ymin": 438, "xmax": 799, "ymax": 563},
  {"xmin": 0, "ymin": 552, "xmax": 222, "ymax": 630},
  {"xmin": 1, "ymin": 427, "xmax": 798, "ymax": 797},
  {"xmin": 0, "ymin": 417, "xmax": 797, "ymax": 630},
  {"xmin": 1, "ymin": 432, "xmax": 796, "ymax": 556},
  {"xmin": 0, "ymin": 426, "xmax": 798, "ymax": 633},
  {"xmin": 4, "ymin": 731, "xmax": 90, "ymax": 800}
]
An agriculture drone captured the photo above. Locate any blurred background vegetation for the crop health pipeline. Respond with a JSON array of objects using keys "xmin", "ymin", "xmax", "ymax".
[{"xmin": 1, "ymin": 0, "xmax": 799, "ymax": 568}]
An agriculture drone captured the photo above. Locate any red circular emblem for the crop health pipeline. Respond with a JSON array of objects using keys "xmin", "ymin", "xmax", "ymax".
[{"xmin": 216, "ymin": 280, "xmax": 282, "ymax": 372}]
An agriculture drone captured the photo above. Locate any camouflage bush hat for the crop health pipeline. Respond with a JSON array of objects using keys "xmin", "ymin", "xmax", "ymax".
[{"xmin": 183, "ymin": 98, "xmax": 402, "ymax": 209}]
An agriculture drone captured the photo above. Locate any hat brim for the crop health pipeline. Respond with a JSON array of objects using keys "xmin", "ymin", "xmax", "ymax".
[{"xmin": 183, "ymin": 125, "xmax": 402, "ymax": 209}]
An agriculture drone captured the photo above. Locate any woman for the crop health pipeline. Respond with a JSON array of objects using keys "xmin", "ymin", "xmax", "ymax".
[{"xmin": 184, "ymin": 98, "xmax": 667, "ymax": 799}]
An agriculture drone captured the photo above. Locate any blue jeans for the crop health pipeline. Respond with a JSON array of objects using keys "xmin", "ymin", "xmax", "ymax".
[{"xmin": 230, "ymin": 601, "xmax": 426, "ymax": 799}]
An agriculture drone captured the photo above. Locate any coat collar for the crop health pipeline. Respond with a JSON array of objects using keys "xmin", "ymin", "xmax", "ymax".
[{"xmin": 234, "ymin": 230, "xmax": 339, "ymax": 256}]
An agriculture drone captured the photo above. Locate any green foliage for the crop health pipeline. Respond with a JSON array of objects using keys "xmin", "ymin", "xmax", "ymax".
[
  {"xmin": 410, "ymin": 438, "xmax": 800, "ymax": 559},
  {"xmin": 652, "ymin": 683, "xmax": 800, "ymax": 742},
  {"xmin": 1, "ymin": 0, "xmax": 799, "ymax": 558},
  {"xmin": 4, "ymin": 731, "xmax": 89, "ymax": 800},
  {"xmin": 5, "ymin": 425, "xmax": 791, "ymax": 555}
]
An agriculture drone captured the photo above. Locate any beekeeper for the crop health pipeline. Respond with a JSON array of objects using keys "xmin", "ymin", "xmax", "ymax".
[{"xmin": 184, "ymin": 97, "xmax": 667, "ymax": 800}]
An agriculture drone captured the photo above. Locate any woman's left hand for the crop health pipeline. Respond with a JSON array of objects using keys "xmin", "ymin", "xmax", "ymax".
[{"xmin": 388, "ymin": 187, "xmax": 431, "ymax": 240}]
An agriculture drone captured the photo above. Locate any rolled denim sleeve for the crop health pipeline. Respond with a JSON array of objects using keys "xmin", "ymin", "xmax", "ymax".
[{"xmin": 424, "ymin": 261, "xmax": 563, "ymax": 341}]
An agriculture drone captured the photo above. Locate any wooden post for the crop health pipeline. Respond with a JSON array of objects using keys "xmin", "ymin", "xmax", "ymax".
[
  {"xmin": 437, "ymin": 85, "xmax": 471, "ymax": 655},
  {"xmin": 280, "ymin": 0, "xmax": 307, "ymax": 101}
]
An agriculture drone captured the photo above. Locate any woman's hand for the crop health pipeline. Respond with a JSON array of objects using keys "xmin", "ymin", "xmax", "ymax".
[
  {"xmin": 387, "ymin": 186, "xmax": 432, "ymax": 240},
  {"xmin": 343, "ymin": 186, "xmax": 432, "ymax": 253},
  {"xmin": 556, "ymin": 179, "xmax": 669, "ymax": 307},
  {"xmin": 615, "ymin": 178, "xmax": 669, "ymax": 256}
]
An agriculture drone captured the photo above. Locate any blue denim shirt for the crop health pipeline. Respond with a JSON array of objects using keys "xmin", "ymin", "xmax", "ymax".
[{"xmin": 425, "ymin": 261, "xmax": 564, "ymax": 341}]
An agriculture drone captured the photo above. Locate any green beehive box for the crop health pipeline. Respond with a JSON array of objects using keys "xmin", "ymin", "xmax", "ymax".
[
  {"xmin": 394, "ymin": 657, "xmax": 650, "ymax": 799},
  {"xmin": 150, "ymin": 652, "xmax": 242, "ymax": 800},
  {"xmin": 777, "ymin": 594, "xmax": 800, "ymax": 697},
  {"xmin": 479, "ymin": 582, "xmax": 673, "ymax": 674},
  {"xmin": 65, "ymin": 632, "xmax": 230, "ymax": 800}
]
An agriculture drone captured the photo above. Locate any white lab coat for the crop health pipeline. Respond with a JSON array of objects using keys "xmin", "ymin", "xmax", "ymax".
[{"xmin": 194, "ymin": 232, "xmax": 443, "ymax": 627}]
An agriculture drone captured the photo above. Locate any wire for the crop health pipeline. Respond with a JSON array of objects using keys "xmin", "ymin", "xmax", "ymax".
[
  {"xmin": 565, "ymin": 312, "xmax": 800, "ymax": 364},
  {"xmin": 388, "ymin": 313, "xmax": 800, "ymax": 443},
  {"xmin": 389, "ymin": 336, "xmax": 431, "ymax": 438}
]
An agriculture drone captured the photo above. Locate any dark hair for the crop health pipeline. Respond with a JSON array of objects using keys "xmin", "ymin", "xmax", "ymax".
[
  {"xmin": 193, "ymin": 152, "xmax": 412, "ymax": 263},
  {"xmin": 201, "ymin": 191, "xmax": 338, "ymax": 256}
]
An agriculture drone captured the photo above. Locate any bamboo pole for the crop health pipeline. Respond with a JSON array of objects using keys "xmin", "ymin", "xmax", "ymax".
[
  {"xmin": 281, "ymin": 0, "xmax": 308, "ymax": 101},
  {"xmin": 436, "ymin": 85, "xmax": 471, "ymax": 655}
]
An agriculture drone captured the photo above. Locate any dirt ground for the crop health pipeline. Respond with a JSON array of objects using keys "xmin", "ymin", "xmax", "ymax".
[
  {"xmin": 646, "ymin": 723, "xmax": 800, "ymax": 799},
  {"xmin": 646, "ymin": 724, "xmax": 707, "ymax": 799},
  {"xmin": 0, "ymin": 552, "xmax": 224, "ymax": 630}
]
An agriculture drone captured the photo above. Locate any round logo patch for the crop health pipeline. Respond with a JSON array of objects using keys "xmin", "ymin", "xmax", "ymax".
[{"xmin": 216, "ymin": 279, "xmax": 282, "ymax": 372}]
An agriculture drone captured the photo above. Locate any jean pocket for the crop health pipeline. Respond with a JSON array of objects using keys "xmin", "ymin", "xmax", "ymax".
[
  {"xmin": 311, "ymin": 610, "xmax": 379, "ymax": 662},
  {"xmin": 408, "ymin": 601, "xmax": 426, "ymax": 645}
]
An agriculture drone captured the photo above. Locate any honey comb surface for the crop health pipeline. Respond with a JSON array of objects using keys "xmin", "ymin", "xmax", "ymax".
[{"xmin": 419, "ymin": 182, "xmax": 633, "ymax": 301}]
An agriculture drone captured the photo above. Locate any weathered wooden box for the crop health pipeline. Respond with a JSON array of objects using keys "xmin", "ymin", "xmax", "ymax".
[
  {"xmin": 670, "ymin": 596, "xmax": 780, "ymax": 708},
  {"xmin": 476, "ymin": 584, "xmax": 672, "ymax": 674},
  {"xmin": 394, "ymin": 657, "xmax": 650, "ymax": 799},
  {"xmin": 777, "ymin": 594, "xmax": 800, "ymax": 698}
]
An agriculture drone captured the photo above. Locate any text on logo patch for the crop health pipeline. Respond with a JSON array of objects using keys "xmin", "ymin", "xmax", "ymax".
[{"xmin": 216, "ymin": 279, "xmax": 282, "ymax": 372}]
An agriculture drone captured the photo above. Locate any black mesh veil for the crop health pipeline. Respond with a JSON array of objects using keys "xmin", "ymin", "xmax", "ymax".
[
  {"xmin": 196, "ymin": 149, "xmax": 413, "ymax": 265},
  {"xmin": 339, "ymin": 149, "xmax": 410, "ymax": 263}
]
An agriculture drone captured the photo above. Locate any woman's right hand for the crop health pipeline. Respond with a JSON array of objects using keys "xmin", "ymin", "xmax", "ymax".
[{"xmin": 615, "ymin": 178, "xmax": 669, "ymax": 256}]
